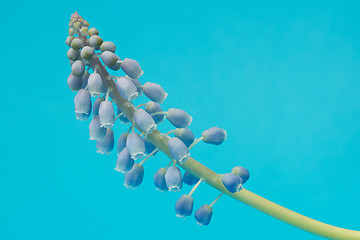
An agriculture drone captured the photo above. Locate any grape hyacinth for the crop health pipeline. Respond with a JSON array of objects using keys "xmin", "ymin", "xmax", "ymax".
[{"xmin": 64, "ymin": 12, "xmax": 360, "ymax": 239}]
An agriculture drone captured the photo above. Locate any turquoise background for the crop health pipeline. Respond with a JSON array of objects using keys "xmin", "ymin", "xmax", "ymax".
[{"xmin": 2, "ymin": 0, "xmax": 360, "ymax": 239}]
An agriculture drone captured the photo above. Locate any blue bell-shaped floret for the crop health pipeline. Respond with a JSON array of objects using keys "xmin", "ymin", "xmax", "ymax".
[
  {"xmin": 67, "ymin": 73, "xmax": 82, "ymax": 91},
  {"xmin": 145, "ymin": 101, "xmax": 165, "ymax": 124},
  {"xmin": 202, "ymin": 127, "xmax": 227, "ymax": 145},
  {"xmin": 175, "ymin": 194, "xmax": 194, "ymax": 218},
  {"xmin": 153, "ymin": 168, "xmax": 168, "ymax": 192},
  {"xmin": 174, "ymin": 128, "xmax": 195, "ymax": 147},
  {"xmin": 195, "ymin": 205, "xmax": 213, "ymax": 226},
  {"xmin": 124, "ymin": 163, "xmax": 144, "ymax": 189},
  {"xmin": 89, "ymin": 116, "xmax": 106, "ymax": 141},
  {"xmin": 116, "ymin": 76, "xmax": 138, "ymax": 101},
  {"xmin": 168, "ymin": 137, "xmax": 190, "ymax": 164},
  {"xmin": 81, "ymin": 71, "xmax": 89, "ymax": 89},
  {"xmin": 115, "ymin": 148, "xmax": 134, "ymax": 173},
  {"xmin": 71, "ymin": 60, "xmax": 85, "ymax": 77},
  {"xmin": 167, "ymin": 108, "xmax": 192, "ymax": 128},
  {"xmin": 96, "ymin": 128, "xmax": 114, "ymax": 154},
  {"xmin": 183, "ymin": 171, "xmax": 199, "ymax": 185},
  {"xmin": 165, "ymin": 166, "xmax": 183, "ymax": 191},
  {"xmin": 143, "ymin": 135, "xmax": 157, "ymax": 155},
  {"xmin": 88, "ymin": 73, "xmax": 105, "ymax": 97},
  {"xmin": 99, "ymin": 101, "xmax": 115, "ymax": 128},
  {"xmin": 117, "ymin": 108, "xmax": 130, "ymax": 123},
  {"xmin": 126, "ymin": 132, "xmax": 145, "ymax": 160},
  {"xmin": 134, "ymin": 109, "xmax": 156, "ymax": 134},
  {"xmin": 231, "ymin": 166, "xmax": 250, "ymax": 184},
  {"xmin": 221, "ymin": 173, "xmax": 243, "ymax": 193},
  {"xmin": 117, "ymin": 132, "xmax": 128, "ymax": 155},
  {"xmin": 74, "ymin": 89, "xmax": 92, "ymax": 120},
  {"xmin": 121, "ymin": 58, "xmax": 143, "ymax": 79},
  {"xmin": 126, "ymin": 76, "xmax": 142, "ymax": 95},
  {"xmin": 142, "ymin": 82, "xmax": 168, "ymax": 104},
  {"xmin": 93, "ymin": 97, "xmax": 104, "ymax": 116}
]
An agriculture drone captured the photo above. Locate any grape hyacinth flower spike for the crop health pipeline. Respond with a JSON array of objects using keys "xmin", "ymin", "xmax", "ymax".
[{"xmin": 65, "ymin": 13, "xmax": 360, "ymax": 239}]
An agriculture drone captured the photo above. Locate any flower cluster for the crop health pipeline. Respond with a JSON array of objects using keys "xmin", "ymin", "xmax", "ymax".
[{"xmin": 66, "ymin": 12, "xmax": 250, "ymax": 226}]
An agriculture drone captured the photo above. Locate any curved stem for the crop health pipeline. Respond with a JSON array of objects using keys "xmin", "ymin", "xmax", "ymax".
[
  {"xmin": 80, "ymin": 32, "xmax": 360, "ymax": 240},
  {"xmin": 188, "ymin": 137, "xmax": 204, "ymax": 150},
  {"xmin": 209, "ymin": 193, "xmax": 223, "ymax": 207}
]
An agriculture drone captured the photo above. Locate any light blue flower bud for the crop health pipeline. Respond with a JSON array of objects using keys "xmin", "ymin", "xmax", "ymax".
[
  {"xmin": 165, "ymin": 166, "xmax": 183, "ymax": 191},
  {"xmin": 175, "ymin": 128, "xmax": 195, "ymax": 147},
  {"xmin": 67, "ymin": 48, "xmax": 80, "ymax": 61},
  {"xmin": 66, "ymin": 36, "xmax": 75, "ymax": 47},
  {"xmin": 231, "ymin": 166, "xmax": 250, "ymax": 184},
  {"xmin": 183, "ymin": 171, "xmax": 199, "ymax": 185},
  {"xmin": 145, "ymin": 101, "xmax": 165, "ymax": 124},
  {"xmin": 74, "ymin": 89, "xmax": 92, "ymax": 119},
  {"xmin": 175, "ymin": 194, "xmax": 194, "ymax": 218},
  {"xmin": 99, "ymin": 101, "xmax": 115, "ymax": 128},
  {"xmin": 71, "ymin": 38, "xmax": 82, "ymax": 50},
  {"xmin": 88, "ymin": 28, "xmax": 99, "ymax": 37},
  {"xmin": 153, "ymin": 168, "xmax": 168, "ymax": 192},
  {"xmin": 134, "ymin": 109, "xmax": 156, "ymax": 134},
  {"xmin": 167, "ymin": 108, "xmax": 192, "ymax": 128},
  {"xmin": 126, "ymin": 132, "xmax": 145, "ymax": 160},
  {"xmin": 71, "ymin": 60, "xmax": 85, "ymax": 77},
  {"xmin": 88, "ymin": 73, "xmax": 105, "ymax": 97},
  {"xmin": 101, "ymin": 51, "xmax": 118, "ymax": 67},
  {"xmin": 143, "ymin": 135, "xmax": 157, "ymax": 155},
  {"xmin": 117, "ymin": 108, "xmax": 130, "ymax": 123},
  {"xmin": 121, "ymin": 58, "xmax": 143, "ymax": 79},
  {"xmin": 124, "ymin": 163, "xmax": 144, "ymax": 189},
  {"xmin": 142, "ymin": 82, "xmax": 168, "ymax": 103},
  {"xmin": 92, "ymin": 97, "xmax": 104, "ymax": 116},
  {"xmin": 117, "ymin": 132, "xmax": 128, "ymax": 155},
  {"xmin": 100, "ymin": 41, "xmax": 116, "ymax": 53},
  {"xmin": 116, "ymin": 76, "xmax": 138, "ymax": 101},
  {"xmin": 202, "ymin": 127, "xmax": 227, "ymax": 145},
  {"xmin": 221, "ymin": 173, "xmax": 243, "ymax": 193},
  {"xmin": 115, "ymin": 148, "xmax": 134, "ymax": 173},
  {"xmin": 168, "ymin": 137, "xmax": 190, "ymax": 164},
  {"xmin": 89, "ymin": 35, "xmax": 103, "ymax": 50},
  {"xmin": 195, "ymin": 205, "xmax": 213, "ymax": 226},
  {"xmin": 80, "ymin": 46, "xmax": 94, "ymax": 60},
  {"xmin": 96, "ymin": 128, "xmax": 114, "ymax": 154},
  {"xmin": 67, "ymin": 73, "xmax": 82, "ymax": 91},
  {"xmin": 89, "ymin": 116, "xmax": 106, "ymax": 140}
]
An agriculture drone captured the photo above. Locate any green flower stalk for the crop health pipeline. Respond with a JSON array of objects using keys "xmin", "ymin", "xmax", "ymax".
[{"xmin": 66, "ymin": 12, "xmax": 360, "ymax": 240}]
